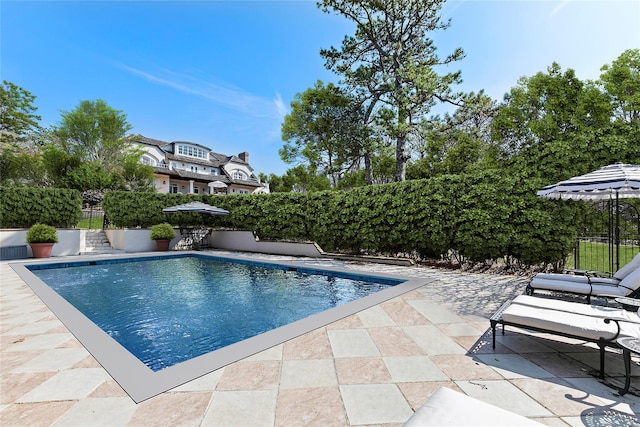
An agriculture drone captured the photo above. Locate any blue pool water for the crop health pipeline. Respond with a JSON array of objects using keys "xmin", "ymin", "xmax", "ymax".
[{"xmin": 29, "ymin": 255, "xmax": 402, "ymax": 372}]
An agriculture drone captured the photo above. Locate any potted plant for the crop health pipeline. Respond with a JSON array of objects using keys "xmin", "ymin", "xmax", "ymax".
[
  {"xmin": 150, "ymin": 223, "xmax": 176, "ymax": 251},
  {"xmin": 26, "ymin": 224, "xmax": 58, "ymax": 258}
]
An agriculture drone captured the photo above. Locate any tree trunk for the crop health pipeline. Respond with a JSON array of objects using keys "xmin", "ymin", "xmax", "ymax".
[
  {"xmin": 395, "ymin": 136, "xmax": 407, "ymax": 182},
  {"xmin": 364, "ymin": 152, "xmax": 373, "ymax": 185}
]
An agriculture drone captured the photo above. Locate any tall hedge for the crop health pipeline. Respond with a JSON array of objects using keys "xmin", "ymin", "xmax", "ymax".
[
  {"xmin": 0, "ymin": 187, "xmax": 82, "ymax": 228},
  {"xmin": 103, "ymin": 171, "xmax": 579, "ymax": 266}
]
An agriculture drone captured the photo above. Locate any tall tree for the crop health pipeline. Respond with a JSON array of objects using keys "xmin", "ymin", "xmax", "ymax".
[
  {"xmin": 491, "ymin": 62, "xmax": 624, "ymax": 184},
  {"xmin": 600, "ymin": 48, "xmax": 640, "ymax": 123},
  {"xmin": 280, "ymin": 81, "xmax": 368, "ymax": 187},
  {"xmin": 318, "ymin": 0, "xmax": 465, "ymax": 181},
  {"xmin": 45, "ymin": 99, "xmax": 153, "ymax": 191},
  {"xmin": 411, "ymin": 91, "xmax": 499, "ymax": 178},
  {"xmin": 0, "ymin": 81, "xmax": 41, "ymax": 146}
]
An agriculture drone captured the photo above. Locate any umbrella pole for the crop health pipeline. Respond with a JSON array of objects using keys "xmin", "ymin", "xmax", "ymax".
[{"xmin": 616, "ymin": 192, "xmax": 620, "ymax": 273}]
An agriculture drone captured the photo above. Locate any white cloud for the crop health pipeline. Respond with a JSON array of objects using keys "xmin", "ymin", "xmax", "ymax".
[
  {"xmin": 111, "ymin": 60, "xmax": 283, "ymax": 121},
  {"xmin": 273, "ymin": 93, "xmax": 288, "ymax": 118}
]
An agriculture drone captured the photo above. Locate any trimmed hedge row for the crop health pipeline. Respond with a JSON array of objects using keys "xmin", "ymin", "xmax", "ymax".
[
  {"xmin": 0, "ymin": 187, "xmax": 82, "ymax": 228},
  {"xmin": 104, "ymin": 171, "xmax": 580, "ymax": 266}
]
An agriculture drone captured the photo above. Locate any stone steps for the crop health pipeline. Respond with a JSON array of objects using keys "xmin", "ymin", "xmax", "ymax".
[{"xmin": 81, "ymin": 230, "xmax": 125, "ymax": 255}]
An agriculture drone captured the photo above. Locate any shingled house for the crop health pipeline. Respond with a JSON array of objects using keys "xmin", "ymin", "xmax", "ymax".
[{"xmin": 130, "ymin": 135, "xmax": 269, "ymax": 195}]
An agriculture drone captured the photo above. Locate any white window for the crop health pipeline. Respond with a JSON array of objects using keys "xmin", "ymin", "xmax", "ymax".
[
  {"xmin": 141, "ymin": 155, "xmax": 154, "ymax": 166},
  {"xmin": 170, "ymin": 184, "xmax": 179, "ymax": 193},
  {"xmin": 232, "ymin": 170, "xmax": 247, "ymax": 180},
  {"xmin": 177, "ymin": 144, "xmax": 207, "ymax": 160}
]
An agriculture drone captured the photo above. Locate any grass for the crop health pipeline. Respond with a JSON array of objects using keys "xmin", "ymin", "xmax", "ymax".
[
  {"xmin": 565, "ymin": 240, "xmax": 639, "ymax": 275},
  {"xmin": 77, "ymin": 216, "xmax": 104, "ymax": 230}
]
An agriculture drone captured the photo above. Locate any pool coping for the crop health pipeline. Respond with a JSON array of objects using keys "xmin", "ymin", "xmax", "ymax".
[{"xmin": 10, "ymin": 251, "xmax": 432, "ymax": 403}]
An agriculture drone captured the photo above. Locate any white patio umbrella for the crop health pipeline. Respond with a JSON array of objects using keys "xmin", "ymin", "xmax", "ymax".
[
  {"xmin": 537, "ymin": 163, "xmax": 640, "ymax": 200},
  {"xmin": 162, "ymin": 201, "xmax": 229, "ymax": 215},
  {"xmin": 537, "ymin": 163, "xmax": 640, "ymax": 273}
]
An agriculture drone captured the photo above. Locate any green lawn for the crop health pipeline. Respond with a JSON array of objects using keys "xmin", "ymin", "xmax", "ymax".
[
  {"xmin": 565, "ymin": 241, "xmax": 639, "ymax": 275},
  {"xmin": 77, "ymin": 216, "xmax": 104, "ymax": 229}
]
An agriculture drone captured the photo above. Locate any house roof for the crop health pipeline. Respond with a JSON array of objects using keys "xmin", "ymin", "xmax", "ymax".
[{"xmin": 133, "ymin": 134, "xmax": 264, "ymax": 188}]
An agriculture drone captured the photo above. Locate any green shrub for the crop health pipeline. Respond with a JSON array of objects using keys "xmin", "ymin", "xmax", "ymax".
[
  {"xmin": 103, "ymin": 173, "xmax": 579, "ymax": 267},
  {"xmin": 26, "ymin": 224, "xmax": 58, "ymax": 243},
  {"xmin": 0, "ymin": 187, "xmax": 82, "ymax": 228},
  {"xmin": 149, "ymin": 223, "xmax": 176, "ymax": 240}
]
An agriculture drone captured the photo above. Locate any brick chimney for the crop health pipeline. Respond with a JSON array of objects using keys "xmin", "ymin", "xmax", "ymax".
[{"xmin": 238, "ymin": 152, "xmax": 249, "ymax": 163}]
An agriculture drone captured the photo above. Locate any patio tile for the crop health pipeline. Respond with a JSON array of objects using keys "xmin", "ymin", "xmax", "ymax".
[
  {"xmin": 280, "ymin": 359, "xmax": 337, "ymax": 389},
  {"xmin": 436, "ymin": 321, "xmax": 484, "ymax": 337},
  {"xmin": 0, "ymin": 371, "xmax": 56, "ymax": 404},
  {"xmin": 474, "ymin": 353, "xmax": 557, "ymax": 379},
  {"xmin": 401, "ymin": 324, "xmax": 467, "ymax": 355},
  {"xmin": 88, "ymin": 380, "xmax": 129, "ymax": 398},
  {"xmin": 16, "ymin": 368, "xmax": 111, "ymax": 402},
  {"xmin": 340, "ymin": 384, "xmax": 413, "ymax": 425},
  {"xmin": 2, "ymin": 319, "xmax": 63, "ymax": 335},
  {"xmin": 407, "ymin": 300, "xmax": 466, "ymax": 324},
  {"xmin": 52, "ymin": 397, "xmax": 136, "ymax": 427},
  {"xmin": 3, "ymin": 333, "xmax": 75, "ymax": 352},
  {"xmin": 245, "ymin": 343, "xmax": 283, "ymax": 361},
  {"xmin": 335, "ymin": 357, "xmax": 392, "ymax": 384},
  {"xmin": 202, "ymin": 390, "xmax": 277, "ymax": 427},
  {"xmin": 510, "ymin": 377, "xmax": 612, "ymax": 417},
  {"xmin": 0, "ymin": 349, "xmax": 41, "ymax": 372},
  {"xmin": 379, "ymin": 298, "xmax": 430, "ymax": 326},
  {"xmin": 326, "ymin": 313, "xmax": 364, "ymax": 329},
  {"xmin": 367, "ymin": 326, "xmax": 425, "ymax": 356},
  {"xmin": 128, "ymin": 392, "xmax": 212, "ymax": 427},
  {"xmin": 282, "ymin": 328, "xmax": 332, "ymax": 360},
  {"xmin": 356, "ymin": 305, "xmax": 396, "ymax": 327},
  {"xmin": 169, "ymin": 369, "xmax": 224, "ymax": 392},
  {"xmin": 397, "ymin": 382, "xmax": 461, "ymax": 410},
  {"xmin": 328, "ymin": 329, "xmax": 381, "ymax": 358},
  {"xmin": 430, "ymin": 354, "xmax": 504, "ymax": 381},
  {"xmin": 383, "ymin": 356, "xmax": 449, "ymax": 382},
  {"xmin": 496, "ymin": 334, "xmax": 560, "ymax": 353},
  {"xmin": 215, "ymin": 360, "xmax": 280, "ymax": 391},
  {"xmin": 456, "ymin": 379, "xmax": 554, "ymax": 417},
  {"xmin": 523, "ymin": 352, "xmax": 595, "ymax": 378},
  {"xmin": 11, "ymin": 347, "xmax": 91, "ymax": 373},
  {"xmin": 562, "ymin": 377, "xmax": 640, "ymax": 414},
  {"xmin": 275, "ymin": 386, "xmax": 347, "ymax": 426},
  {"xmin": 0, "ymin": 401, "xmax": 75, "ymax": 426}
]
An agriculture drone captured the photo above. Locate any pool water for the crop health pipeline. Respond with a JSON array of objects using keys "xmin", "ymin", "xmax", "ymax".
[{"xmin": 29, "ymin": 255, "xmax": 402, "ymax": 371}]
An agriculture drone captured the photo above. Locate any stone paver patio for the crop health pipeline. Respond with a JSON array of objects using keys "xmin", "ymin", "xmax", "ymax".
[{"xmin": 1, "ymin": 251, "xmax": 639, "ymax": 426}]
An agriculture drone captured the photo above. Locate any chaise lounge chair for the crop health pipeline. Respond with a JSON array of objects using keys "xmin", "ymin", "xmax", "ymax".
[
  {"xmin": 526, "ymin": 253, "xmax": 640, "ymax": 301},
  {"xmin": 490, "ymin": 295, "xmax": 640, "ymax": 381}
]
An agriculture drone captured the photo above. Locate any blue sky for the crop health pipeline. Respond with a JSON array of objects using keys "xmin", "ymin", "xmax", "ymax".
[{"xmin": 2, "ymin": 1, "xmax": 639, "ymax": 176}]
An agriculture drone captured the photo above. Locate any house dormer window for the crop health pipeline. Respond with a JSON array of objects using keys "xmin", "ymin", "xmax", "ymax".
[
  {"xmin": 141, "ymin": 155, "xmax": 154, "ymax": 166},
  {"xmin": 177, "ymin": 144, "xmax": 207, "ymax": 160},
  {"xmin": 232, "ymin": 170, "xmax": 247, "ymax": 180}
]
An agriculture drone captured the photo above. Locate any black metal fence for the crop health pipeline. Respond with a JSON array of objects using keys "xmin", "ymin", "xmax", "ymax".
[{"xmin": 568, "ymin": 200, "xmax": 640, "ymax": 276}]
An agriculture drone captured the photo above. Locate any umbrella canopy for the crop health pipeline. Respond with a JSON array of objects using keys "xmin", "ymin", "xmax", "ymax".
[
  {"xmin": 537, "ymin": 163, "xmax": 640, "ymax": 200},
  {"xmin": 162, "ymin": 201, "xmax": 229, "ymax": 215}
]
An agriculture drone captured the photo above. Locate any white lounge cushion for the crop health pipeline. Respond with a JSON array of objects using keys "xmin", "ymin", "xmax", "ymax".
[
  {"xmin": 618, "ymin": 267, "xmax": 640, "ymax": 293},
  {"xmin": 613, "ymin": 252, "xmax": 640, "ymax": 280},
  {"xmin": 512, "ymin": 295, "xmax": 640, "ymax": 324},
  {"xmin": 501, "ymin": 303, "xmax": 640, "ymax": 341},
  {"xmin": 404, "ymin": 387, "xmax": 544, "ymax": 426}
]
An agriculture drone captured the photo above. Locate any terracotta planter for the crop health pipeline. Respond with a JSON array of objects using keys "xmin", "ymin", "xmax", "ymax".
[
  {"xmin": 155, "ymin": 240, "xmax": 171, "ymax": 251},
  {"xmin": 30, "ymin": 243, "xmax": 54, "ymax": 258}
]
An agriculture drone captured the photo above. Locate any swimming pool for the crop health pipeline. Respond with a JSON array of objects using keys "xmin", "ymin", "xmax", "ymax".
[{"xmin": 12, "ymin": 252, "xmax": 428, "ymax": 402}]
